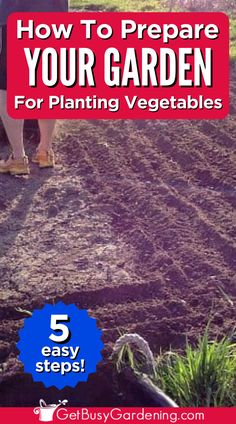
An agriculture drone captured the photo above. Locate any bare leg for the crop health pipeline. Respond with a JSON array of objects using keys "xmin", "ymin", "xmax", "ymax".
[
  {"xmin": 0, "ymin": 90, "xmax": 25, "ymax": 159},
  {"xmin": 37, "ymin": 119, "xmax": 56, "ymax": 152}
]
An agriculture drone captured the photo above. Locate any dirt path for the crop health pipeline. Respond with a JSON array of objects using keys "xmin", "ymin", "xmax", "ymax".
[{"xmin": 0, "ymin": 66, "xmax": 235, "ymax": 405}]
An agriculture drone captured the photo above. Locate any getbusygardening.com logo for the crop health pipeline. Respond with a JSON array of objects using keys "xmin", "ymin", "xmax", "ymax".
[{"xmin": 34, "ymin": 399, "xmax": 68, "ymax": 422}]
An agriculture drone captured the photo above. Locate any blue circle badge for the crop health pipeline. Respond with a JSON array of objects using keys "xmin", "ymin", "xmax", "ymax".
[{"xmin": 17, "ymin": 302, "xmax": 103, "ymax": 389}]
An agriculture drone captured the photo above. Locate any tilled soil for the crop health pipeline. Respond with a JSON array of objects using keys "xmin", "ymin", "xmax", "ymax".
[{"xmin": 0, "ymin": 66, "xmax": 235, "ymax": 406}]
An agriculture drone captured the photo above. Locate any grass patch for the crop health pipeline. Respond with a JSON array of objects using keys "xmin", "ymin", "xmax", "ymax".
[
  {"xmin": 70, "ymin": 0, "xmax": 167, "ymax": 12},
  {"xmin": 113, "ymin": 328, "xmax": 236, "ymax": 407},
  {"xmin": 230, "ymin": 18, "xmax": 236, "ymax": 60},
  {"xmin": 115, "ymin": 343, "xmax": 146, "ymax": 373},
  {"xmin": 113, "ymin": 333, "xmax": 156, "ymax": 376},
  {"xmin": 155, "ymin": 329, "xmax": 236, "ymax": 407}
]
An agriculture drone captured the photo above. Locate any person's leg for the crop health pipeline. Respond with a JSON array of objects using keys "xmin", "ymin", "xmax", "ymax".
[
  {"xmin": 0, "ymin": 90, "xmax": 25, "ymax": 159},
  {"xmin": 38, "ymin": 119, "xmax": 56, "ymax": 152},
  {"xmin": 0, "ymin": 26, "xmax": 29, "ymax": 175},
  {"xmin": 32, "ymin": 119, "xmax": 56, "ymax": 168}
]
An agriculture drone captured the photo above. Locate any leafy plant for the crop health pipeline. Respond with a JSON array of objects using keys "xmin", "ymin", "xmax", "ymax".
[
  {"xmin": 155, "ymin": 329, "xmax": 236, "ymax": 406},
  {"xmin": 113, "ymin": 333, "xmax": 156, "ymax": 375},
  {"xmin": 112, "ymin": 328, "xmax": 236, "ymax": 406}
]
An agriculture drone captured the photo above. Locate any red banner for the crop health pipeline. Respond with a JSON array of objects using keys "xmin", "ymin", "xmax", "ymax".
[
  {"xmin": 0, "ymin": 407, "xmax": 236, "ymax": 424},
  {"xmin": 7, "ymin": 12, "xmax": 229, "ymax": 120}
]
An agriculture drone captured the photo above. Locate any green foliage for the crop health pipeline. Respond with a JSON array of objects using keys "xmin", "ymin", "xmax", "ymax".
[
  {"xmin": 155, "ymin": 330, "xmax": 236, "ymax": 407},
  {"xmin": 113, "ymin": 328, "xmax": 236, "ymax": 406},
  {"xmin": 230, "ymin": 18, "xmax": 236, "ymax": 60},
  {"xmin": 70, "ymin": 0, "xmax": 167, "ymax": 12},
  {"xmin": 114, "ymin": 342, "xmax": 151, "ymax": 374}
]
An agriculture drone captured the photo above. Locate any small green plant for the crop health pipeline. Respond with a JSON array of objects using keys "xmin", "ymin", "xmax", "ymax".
[
  {"xmin": 112, "ymin": 328, "xmax": 236, "ymax": 406},
  {"xmin": 115, "ymin": 343, "xmax": 141, "ymax": 372},
  {"xmin": 113, "ymin": 333, "xmax": 156, "ymax": 375},
  {"xmin": 155, "ymin": 329, "xmax": 236, "ymax": 407}
]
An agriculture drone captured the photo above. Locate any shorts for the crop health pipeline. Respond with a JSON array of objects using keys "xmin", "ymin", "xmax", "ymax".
[{"xmin": 0, "ymin": 26, "xmax": 7, "ymax": 90}]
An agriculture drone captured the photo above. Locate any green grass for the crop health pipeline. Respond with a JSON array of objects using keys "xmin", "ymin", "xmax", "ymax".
[
  {"xmin": 230, "ymin": 18, "xmax": 236, "ymax": 60},
  {"xmin": 71, "ymin": 0, "xmax": 236, "ymax": 60},
  {"xmin": 115, "ymin": 343, "xmax": 145, "ymax": 373},
  {"xmin": 70, "ymin": 0, "xmax": 167, "ymax": 12},
  {"xmin": 155, "ymin": 330, "xmax": 236, "ymax": 407},
  {"xmin": 114, "ymin": 342, "xmax": 156, "ymax": 376},
  {"xmin": 113, "ymin": 328, "xmax": 236, "ymax": 407}
]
